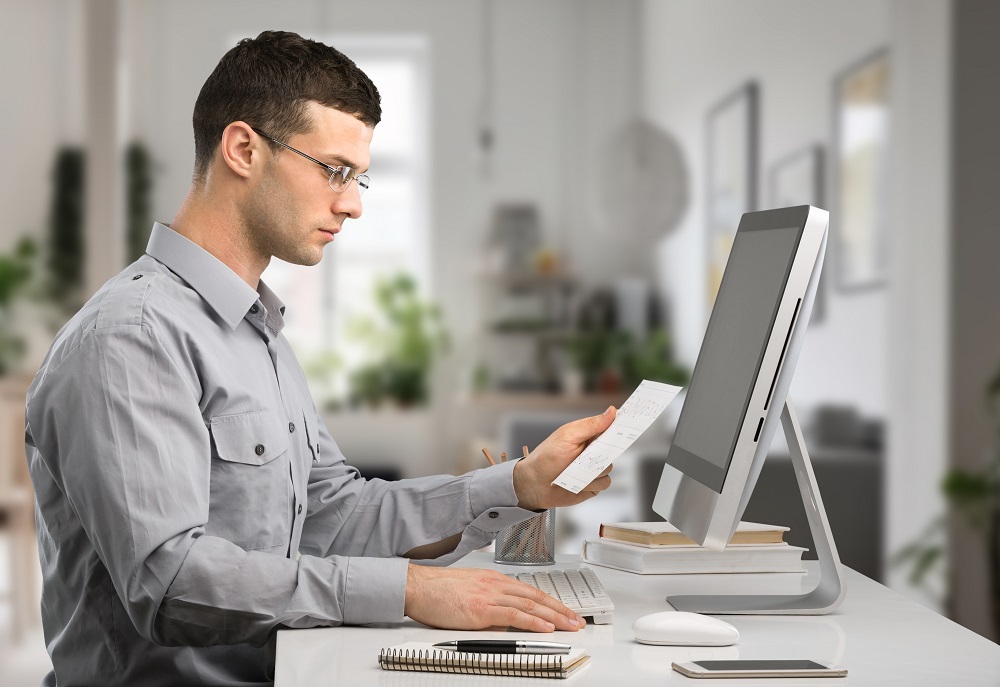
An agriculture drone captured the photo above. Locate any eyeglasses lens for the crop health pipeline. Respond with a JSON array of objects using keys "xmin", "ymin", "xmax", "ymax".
[{"xmin": 328, "ymin": 168, "xmax": 368, "ymax": 197}]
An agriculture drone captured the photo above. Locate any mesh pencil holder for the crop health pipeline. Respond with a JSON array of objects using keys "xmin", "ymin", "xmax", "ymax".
[{"xmin": 494, "ymin": 509, "xmax": 556, "ymax": 565}]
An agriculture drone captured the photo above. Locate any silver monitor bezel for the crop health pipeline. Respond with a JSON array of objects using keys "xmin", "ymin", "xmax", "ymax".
[{"xmin": 652, "ymin": 205, "xmax": 829, "ymax": 550}]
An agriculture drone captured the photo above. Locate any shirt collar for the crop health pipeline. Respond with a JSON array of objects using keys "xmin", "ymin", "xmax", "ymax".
[
  {"xmin": 256, "ymin": 278, "xmax": 287, "ymax": 332},
  {"xmin": 146, "ymin": 222, "xmax": 265, "ymax": 331}
]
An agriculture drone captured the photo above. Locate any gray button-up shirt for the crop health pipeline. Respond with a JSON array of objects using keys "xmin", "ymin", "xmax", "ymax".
[{"xmin": 25, "ymin": 223, "xmax": 536, "ymax": 686}]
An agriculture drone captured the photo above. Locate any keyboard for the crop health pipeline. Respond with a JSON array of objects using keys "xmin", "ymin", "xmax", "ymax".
[{"xmin": 507, "ymin": 567, "xmax": 615, "ymax": 624}]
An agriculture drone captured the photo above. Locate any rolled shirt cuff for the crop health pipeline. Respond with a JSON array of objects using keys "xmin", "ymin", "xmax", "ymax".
[
  {"xmin": 342, "ymin": 555, "xmax": 409, "ymax": 624},
  {"xmin": 469, "ymin": 457, "xmax": 520, "ymax": 514},
  {"xmin": 468, "ymin": 459, "xmax": 541, "ymax": 532}
]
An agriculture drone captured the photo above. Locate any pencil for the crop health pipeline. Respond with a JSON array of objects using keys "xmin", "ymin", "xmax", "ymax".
[
  {"xmin": 522, "ymin": 446, "xmax": 529, "ymax": 459},
  {"xmin": 501, "ymin": 452, "xmax": 507, "ymax": 463},
  {"xmin": 482, "ymin": 448, "xmax": 497, "ymax": 466}
]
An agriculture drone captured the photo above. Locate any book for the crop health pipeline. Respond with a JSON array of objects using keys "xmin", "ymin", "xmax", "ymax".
[
  {"xmin": 581, "ymin": 538, "xmax": 806, "ymax": 575},
  {"xmin": 378, "ymin": 642, "xmax": 590, "ymax": 679},
  {"xmin": 598, "ymin": 521, "xmax": 789, "ymax": 548}
]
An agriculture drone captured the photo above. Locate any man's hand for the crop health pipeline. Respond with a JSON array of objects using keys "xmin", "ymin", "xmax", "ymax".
[
  {"xmin": 512, "ymin": 406, "xmax": 617, "ymax": 511},
  {"xmin": 404, "ymin": 564, "xmax": 586, "ymax": 632}
]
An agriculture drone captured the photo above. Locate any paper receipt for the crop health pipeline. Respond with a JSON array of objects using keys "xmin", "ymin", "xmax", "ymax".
[{"xmin": 552, "ymin": 380, "xmax": 683, "ymax": 494}]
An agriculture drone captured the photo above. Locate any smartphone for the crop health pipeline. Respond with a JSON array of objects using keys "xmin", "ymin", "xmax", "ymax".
[{"xmin": 672, "ymin": 659, "xmax": 847, "ymax": 679}]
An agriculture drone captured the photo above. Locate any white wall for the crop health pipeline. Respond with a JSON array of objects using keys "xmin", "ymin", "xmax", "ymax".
[
  {"xmin": 641, "ymin": 0, "xmax": 892, "ymax": 419},
  {"xmin": 0, "ymin": 0, "xmax": 84, "ymax": 252},
  {"xmin": 884, "ymin": 0, "xmax": 952, "ymax": 614}
]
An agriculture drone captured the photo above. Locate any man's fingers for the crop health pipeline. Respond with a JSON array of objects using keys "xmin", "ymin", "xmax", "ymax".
[
  {"xmin": 566, "ymin": 475, "xmax": 613, "ymax": 505},
  {"xmin": 586, "ymin": 406, "xmax": 616, "ymax": 435},
  {"xmin": 491, "ymin": 605, "xmax": 557, "ymax": 633},
  {"xmin": 582, "ymin": 474, "xmax": 612, "ymax": 493},
  {"xmin": 497, "ymin": 594, "xmax": 583, "ymax": 631},
  {"xmin": 560, "ymin": 406, "xmax": 616, "ymax": 444},
  {"xmin": 510, "ymin": 580, "xmax": 583, "ymax": 621},
  {"xmin": 405, "ymin": 567, "xmax": 587, "ymax": 632}
]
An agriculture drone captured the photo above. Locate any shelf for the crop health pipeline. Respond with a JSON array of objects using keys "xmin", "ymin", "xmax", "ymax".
[
  {"xmin": 463, "ymin": 391, "xmax": 627, "ymax": 412},
  {"xmin": 474, "ymin": 269, "xmax": 576, "ymax": 292}
]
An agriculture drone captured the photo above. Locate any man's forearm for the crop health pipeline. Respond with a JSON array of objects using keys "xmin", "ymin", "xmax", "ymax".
[{"xmin": 155, "ymin": 535, "xmax": 408, "ymax": 646}]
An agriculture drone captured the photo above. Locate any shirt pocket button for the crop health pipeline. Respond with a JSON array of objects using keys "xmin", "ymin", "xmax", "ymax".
[{"xmin": 255, "ymin": 444, "xmax": 265, "ymax": 456}]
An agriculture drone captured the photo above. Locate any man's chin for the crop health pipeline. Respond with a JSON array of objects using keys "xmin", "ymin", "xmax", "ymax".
[{"xmin": 275, "ymin": 249, "xmax": 324, "ymax": 268}]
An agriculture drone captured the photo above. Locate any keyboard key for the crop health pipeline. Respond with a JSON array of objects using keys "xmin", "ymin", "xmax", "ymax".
[{"xmin": 506, "ymin": 568, "xmax": 614, "ymax": 624}]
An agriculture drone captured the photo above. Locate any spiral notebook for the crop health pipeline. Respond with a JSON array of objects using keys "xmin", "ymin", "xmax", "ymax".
[{"xmin": 378, "ymin": 642, "xmax": 591, "ymax": 679}]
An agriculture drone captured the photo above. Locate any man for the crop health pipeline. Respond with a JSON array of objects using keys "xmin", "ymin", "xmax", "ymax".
[{"xmin": 25, "ymin": 31, "xmax": 615, "ymax": 686}]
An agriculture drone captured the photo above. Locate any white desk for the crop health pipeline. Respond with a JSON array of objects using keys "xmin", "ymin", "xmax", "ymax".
[{"xmin": 274, "ymin": 553, "xmax": 1000, "ymax": 686}]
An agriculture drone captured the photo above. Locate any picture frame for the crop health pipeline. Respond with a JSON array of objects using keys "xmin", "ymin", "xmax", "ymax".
[
  {"xmin": 706, "ymin": 81, "xmax": 759, "ymax": 310},
  {"xmin": 832, "ymin": 49, "xmax": 890, "ymax": 292},
  {"xmin": 769, "ymin": 145, "xmax": 826, "ymax": 323},
  {"xmin": 769, "ymin": 145, "xmax": 824, "ymax": 210}
]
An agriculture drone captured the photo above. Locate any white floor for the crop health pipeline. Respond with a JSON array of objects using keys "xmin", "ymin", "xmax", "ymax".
[{"xmin": 0, "ymin": 533, "xmax": 51, "ymax": 687}]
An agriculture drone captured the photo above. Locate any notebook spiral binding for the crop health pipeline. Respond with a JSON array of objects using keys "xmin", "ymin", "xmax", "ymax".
[{"xmin": 378, "ymin": 647, "xmax": 565, "ymax": 678}]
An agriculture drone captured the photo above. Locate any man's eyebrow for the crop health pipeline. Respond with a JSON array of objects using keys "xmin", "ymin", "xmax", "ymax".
[{"xmin": 319, "ymin": 153, "xmax": 363, "ymax": 171}]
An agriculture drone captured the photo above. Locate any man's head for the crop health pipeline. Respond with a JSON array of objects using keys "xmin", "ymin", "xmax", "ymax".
[
  {"xmin": 184, "ymin": 31, "xmax": 381, "ymax": 276},
  {"xmin": 192, "ymin": 30, "xmax": 381, "ymax": 184}
]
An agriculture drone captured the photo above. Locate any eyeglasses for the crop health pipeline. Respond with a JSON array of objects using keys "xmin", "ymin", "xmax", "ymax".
[{"xmin": 251, "ymin": 127, "xmax": 369, "ymax": 197}]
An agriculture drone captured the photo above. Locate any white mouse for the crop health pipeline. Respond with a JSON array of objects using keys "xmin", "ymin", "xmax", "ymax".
[{"xmin": 631, "ymin": 611, "xmax": 739, "ymax": 646}]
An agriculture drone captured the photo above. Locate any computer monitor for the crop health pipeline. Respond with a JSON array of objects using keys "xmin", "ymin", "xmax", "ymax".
[{"xmin": 651, "ymin": 205, "xmax": 846, "ymax": 614}]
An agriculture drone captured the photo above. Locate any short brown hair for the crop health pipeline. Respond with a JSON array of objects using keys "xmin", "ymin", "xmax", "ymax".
[{"xmin": 191, "ymin": 30, "xmax": 381, "ymax": 182}]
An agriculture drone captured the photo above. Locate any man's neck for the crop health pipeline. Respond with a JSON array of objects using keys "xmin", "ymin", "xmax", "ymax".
[{"xmin": 170, "ymin": 188, "xmax": 267, "ymax": 290}]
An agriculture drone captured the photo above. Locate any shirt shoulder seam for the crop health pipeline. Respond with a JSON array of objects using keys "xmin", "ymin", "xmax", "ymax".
[{"xmin": 95, "ymin": 270, "xmax": 167, "ymax": 332}]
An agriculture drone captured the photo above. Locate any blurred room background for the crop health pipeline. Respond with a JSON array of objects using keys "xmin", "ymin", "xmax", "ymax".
[{"xmin": 1, "ymin": 0, "xmax": 998, "ymax": 681}]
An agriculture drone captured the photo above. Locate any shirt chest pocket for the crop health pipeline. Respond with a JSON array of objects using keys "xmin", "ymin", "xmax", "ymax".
[{"xmin": 208, "ymin": 410, "xmax": 292, "ymax": 552}]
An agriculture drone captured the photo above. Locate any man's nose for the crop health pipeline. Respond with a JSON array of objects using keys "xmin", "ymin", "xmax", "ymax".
[{"xmin": 331, "ymin": 181, "xmax": 363, "ymax": 219}]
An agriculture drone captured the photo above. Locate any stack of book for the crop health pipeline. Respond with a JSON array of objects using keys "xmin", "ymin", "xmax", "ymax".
[{"xmin": 581, "ymin": 521, "xmax": 807, "ymax": 575}]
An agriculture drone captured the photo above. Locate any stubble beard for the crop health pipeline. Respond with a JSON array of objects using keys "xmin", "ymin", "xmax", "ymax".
[{"xmin": 242, "ymin": 170, "xmax": 324, "ymax": 268}]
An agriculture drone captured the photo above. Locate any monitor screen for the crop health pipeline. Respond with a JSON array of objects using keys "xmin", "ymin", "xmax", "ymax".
[{"xmin": 665, "ymin": 224, "xmax": 802, "ymax": 492}]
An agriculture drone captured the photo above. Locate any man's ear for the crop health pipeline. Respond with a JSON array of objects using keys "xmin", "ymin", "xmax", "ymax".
[{"xmin": 219, "ymin": 121, "xmax": 259, "ymax": 179}]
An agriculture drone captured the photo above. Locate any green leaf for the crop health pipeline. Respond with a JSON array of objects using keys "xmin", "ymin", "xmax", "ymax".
[
  {"xmin": 345, "ymin": 272, "xmax": 448, "ymax": 407},
  {"xmin": 909, "ymin": 546, "xmax": 943, "ymax": 586}
]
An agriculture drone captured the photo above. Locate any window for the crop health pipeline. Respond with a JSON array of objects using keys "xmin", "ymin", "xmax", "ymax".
[{"xmin": 261, "ymin": 36, "xmax": 430, "ymax": 402}]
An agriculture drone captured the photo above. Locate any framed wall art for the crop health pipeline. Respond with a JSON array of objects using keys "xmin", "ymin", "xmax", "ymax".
[
  {"xmin": 706, "ymin": 81, "xmax": 758, "ymax": 310},
  {"xmin": 832, "ymin": 49, "xmax": 890, "ymax": 292}
]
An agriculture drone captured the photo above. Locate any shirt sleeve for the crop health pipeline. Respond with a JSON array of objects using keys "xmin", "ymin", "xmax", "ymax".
[
  {"xmin": 299, "ymin": 414, "xmax": 541, "ymax": 571},
  {"xmin": 27, "ymin": 323, "xmax": 407, "ymax": 647}
]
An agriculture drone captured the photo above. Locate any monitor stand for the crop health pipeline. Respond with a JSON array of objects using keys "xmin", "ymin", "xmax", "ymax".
[{"xmin": 666, "ymin": 401, "xmax": 847, "ymax": 615}]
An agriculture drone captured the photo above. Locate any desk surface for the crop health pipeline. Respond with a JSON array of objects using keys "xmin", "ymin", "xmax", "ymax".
[{"xmin": 274, "ymin": 553, "xmax": 1000, "ymax": 686}]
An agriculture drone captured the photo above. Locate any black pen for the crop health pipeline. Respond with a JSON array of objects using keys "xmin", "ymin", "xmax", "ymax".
[{"xmin": 433, "ymin": 640, "xmax": 571, "ymax": 655}]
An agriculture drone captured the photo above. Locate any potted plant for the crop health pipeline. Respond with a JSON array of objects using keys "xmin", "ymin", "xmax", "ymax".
[
  {"xmin": 621, "ymin": 327, "xmax": 690, "ymax": 388},
  {"xmin": 46, "ymin": 147, "xmax": 86, "ymax": 312},
  {"xmin": 566, "ymin": 328, "xmax": 689, "ymax": 394},
  {"xmin": 347, "ymin": 273, "xmax": 449, "ymax": 408},
  {"xmin": 565, "ymin": 329, "xmax": 629, "ymax": 394},
  {"xmin": 0, "ymin": 237, "xmax": 39, "ymax": 376}
]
